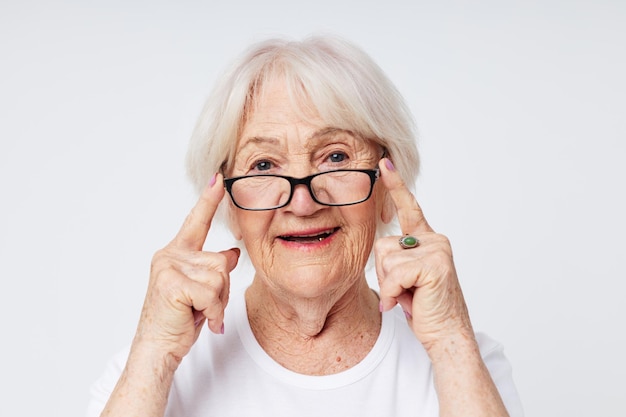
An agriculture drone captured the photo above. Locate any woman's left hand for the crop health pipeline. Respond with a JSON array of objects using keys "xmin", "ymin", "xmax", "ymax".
[{"xmin": 375, "ymin": 158, "xmax": 473, "ymax": 352}]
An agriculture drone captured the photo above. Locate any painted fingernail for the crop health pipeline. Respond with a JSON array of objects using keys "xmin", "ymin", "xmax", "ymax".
[
  {"xmin": 220, "ymin": 323, "xmax": 225, "ymax": 334},
  {"xmin": 194, "ymin": 318, "xmax": 203, "ymax": 327},
  {"xmin": 385, "ymin": 158, "xmax": 395, "ymax": 171},
  {"xmin": 209, "ymin": 173, "xmax": 217, "ymax": 187},
  {"xmin": 379, "ymin": 301, "xmax": 384, "ymax": 313},
  {"xmin": 404, "ymin": 310, "xmax": 412, "ymax": 320}
]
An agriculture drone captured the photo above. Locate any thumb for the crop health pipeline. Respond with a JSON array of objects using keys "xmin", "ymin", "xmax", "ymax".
[{"xmin": 219, "ymin": 247, "xmax": 241, "ymax": 272}]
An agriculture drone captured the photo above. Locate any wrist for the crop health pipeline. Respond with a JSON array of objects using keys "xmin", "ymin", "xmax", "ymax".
[
  {"xmin": 423, "ymin": 326, "xmax": 479, "ymax": 363},
  {"xmin": 127, "ymin": 337, "xmax": 182, "ymax": 378}
]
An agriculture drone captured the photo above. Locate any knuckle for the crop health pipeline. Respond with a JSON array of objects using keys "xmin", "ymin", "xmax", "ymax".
[
  {"xmin": 150, "ymin": 256, "xmax": 172, "ymax": 280},
  {"xmin": 201, "ymin": 272, "xmax": 226, "ymax": 296},
  {"xmin": 374, "ymin": 236, "xmax": 395, "ymax": 255},
  {"xmin": 379, "ymin": 255, "xmax": 395, "ymax": 276},
  {"xmin": 151, "ymin": 248, "xmax": 169, "ymax": 265},
  {"xmin": 434, "ymin": 233, "xmax": 451, "ymax": 247},
  {"xmin": 151, "ymin": 246, "xmax": 184, "ymax": 267},
  {"xmin": 377, "ymin": 277, "xmax": 392, "ymax": 294},
  {"xmin": 211, "ymin": 252, "xmax": 230, "ymax": 272},
  {"xmin": 432, "ymin": 234, "xmax": 453, "ymax": 257},
  {"xmin": 150, "ymin": 249, "xmax": 182, "ymax": 277},
  {"xmin": 373, "ymin": 238, "xmax": 387, "ymax": 254},
  {"xmin": 203, "ymin": 285, "xmax": 221, "ymax": 303}
]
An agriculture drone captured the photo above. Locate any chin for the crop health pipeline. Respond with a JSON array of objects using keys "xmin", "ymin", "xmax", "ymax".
[{"xmin": 271, "ymin": 262, "xmax": 348, "ymax": 299}]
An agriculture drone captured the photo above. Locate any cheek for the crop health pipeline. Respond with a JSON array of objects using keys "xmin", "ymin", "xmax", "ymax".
[
  {"xmin": 348, "ymin": 197, "xmax": 380, "ymax": 235},
  {"xmin": 338, "ymin": 201, "xmax": 379, "ymax": 268},
  {"xmin": 234, "ymin": 211, "xmax": 274, "ymax": 255}
]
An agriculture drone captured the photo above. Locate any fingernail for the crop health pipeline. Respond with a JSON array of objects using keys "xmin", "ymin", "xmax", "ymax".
[
  {"xmin": 379, "ymin": 301, "xmax": 384, "ymax": 313},
  {"xmin": 385, "ymin": 158, "xmax": 395, "ymax": 171},
  {"xmin": 404, "ymin": 310, "xmax": 412, "ymax": 320},
  {"xmin": 220, "ymin": 323, "xmax": 225, "ymax": 334},
  {"xmin": 194, "ymin": 318, "xmax": 203, "ymax": 327},
  {"xmin": 209, "ymin": 173, "xmax": 217, "ymax": 187}
]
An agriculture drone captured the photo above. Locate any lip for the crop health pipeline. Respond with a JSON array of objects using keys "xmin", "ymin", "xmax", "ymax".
[{"xmin": 276, "ymin": 227, "xmax": 340, "ymax": 250}]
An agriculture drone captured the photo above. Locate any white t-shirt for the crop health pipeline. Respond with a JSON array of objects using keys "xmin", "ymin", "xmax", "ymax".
[{"xmin": 87, "ymin": 289, "xmax": 524, "ymax": 417}]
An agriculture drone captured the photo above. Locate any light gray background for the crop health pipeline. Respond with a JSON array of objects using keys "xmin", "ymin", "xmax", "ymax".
[{"xmin": 1, "ymin": 1, "xmax": 624, "ymax": 416}]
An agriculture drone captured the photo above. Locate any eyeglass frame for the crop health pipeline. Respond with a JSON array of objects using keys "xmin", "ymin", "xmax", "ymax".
[{"xmin": 223, "ymin": 168, "xmax": 381, "ymax": 211}]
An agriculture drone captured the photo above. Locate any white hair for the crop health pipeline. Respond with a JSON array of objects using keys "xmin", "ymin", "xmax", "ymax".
[{"xmin": 186, "ymin": 34, "xmax": 419, "ymax": 237}]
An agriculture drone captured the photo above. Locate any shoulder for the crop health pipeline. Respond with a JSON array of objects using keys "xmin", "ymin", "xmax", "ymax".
[{"xmin": 387, "ymin": 309, "xmax": 524, "ymax": 417}]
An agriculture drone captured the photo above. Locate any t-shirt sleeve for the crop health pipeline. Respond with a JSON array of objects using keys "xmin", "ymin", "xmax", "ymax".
[
  {"xmin": 476, "ymin": 332, "xmax": 525, "ymax": 417},
  {"xmin": 85, "ymin": 347, "xmax": 130, "ymax": 417}
]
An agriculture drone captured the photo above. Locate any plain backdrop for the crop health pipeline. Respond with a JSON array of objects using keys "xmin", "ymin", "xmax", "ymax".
[{"xmin": 1, "ymin": 1, "xmax": 624, "ymax": 416}]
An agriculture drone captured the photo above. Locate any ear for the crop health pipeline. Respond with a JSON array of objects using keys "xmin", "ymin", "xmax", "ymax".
[{"xmin": 380, "ymin": 190, "xmax": 396, "ymax": 224}]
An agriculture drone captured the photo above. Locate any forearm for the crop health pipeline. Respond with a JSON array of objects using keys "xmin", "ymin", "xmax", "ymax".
[
  {"xmin": 429, "ymin": 331, "xmax": 509, "ymax": 417},
  {"xmin": 100, "ymin": 343, "xmax": 180, "ymax": 417}
]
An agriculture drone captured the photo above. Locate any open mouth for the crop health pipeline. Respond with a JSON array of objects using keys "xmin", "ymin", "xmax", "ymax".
[{"xmin": 278, "ymin": 227, "xmax": 339, "ymax": 243}]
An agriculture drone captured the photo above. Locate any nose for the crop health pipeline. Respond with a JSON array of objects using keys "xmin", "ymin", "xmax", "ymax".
[{"xmin": 285, "ymin": 183, "xmax": 323, "ymax": 216}]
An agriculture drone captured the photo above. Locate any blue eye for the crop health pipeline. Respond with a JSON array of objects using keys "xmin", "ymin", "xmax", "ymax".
[
  {"xmin": 254, "ymin": 160, "xmax": 272, "ymax": 171},
  {"xmin": 329, "ymin": 152, "xmax": 346, "ymax": 163}
]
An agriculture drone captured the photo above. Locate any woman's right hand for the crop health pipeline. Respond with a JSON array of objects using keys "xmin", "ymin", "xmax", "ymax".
[
  {"xmin": 134, "ymin": 173, "xmax": 240, "ymax": 363},
  {"xmin": 100, "ymin": 174, "xmax": 240, "ymax": 417}
]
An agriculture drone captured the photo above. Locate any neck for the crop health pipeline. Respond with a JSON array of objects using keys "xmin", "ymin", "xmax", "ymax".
[{"xmin": 245, "ymin": 275, "xmax": 381, "ymax": 375}]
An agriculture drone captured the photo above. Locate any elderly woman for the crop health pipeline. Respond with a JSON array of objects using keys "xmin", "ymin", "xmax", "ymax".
[{"xmin": 88, "ymin": 35, "xmax": 523, "ymax": 417}]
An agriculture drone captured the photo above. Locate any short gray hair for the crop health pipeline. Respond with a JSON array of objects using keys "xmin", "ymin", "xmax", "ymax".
[{"xmin": 186, "ymin": 35, "xmax": 419, "ymax": 235}]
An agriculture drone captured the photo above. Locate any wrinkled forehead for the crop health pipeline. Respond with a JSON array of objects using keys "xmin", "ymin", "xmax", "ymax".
[
  {"xmin": 235, "ymin": 126, "xmax": 376, "ymax": 157},
  {"xmin": 225, "ymin": 68, "xmax": 383, "ymax": 171}
]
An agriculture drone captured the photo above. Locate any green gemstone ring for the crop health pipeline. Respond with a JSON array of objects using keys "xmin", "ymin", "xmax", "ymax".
[{"xmin": 399, "ymin": 235, "xmax": 420, "ymax": 249}]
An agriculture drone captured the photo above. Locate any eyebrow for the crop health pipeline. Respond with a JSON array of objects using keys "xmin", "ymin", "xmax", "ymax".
[
  {"xmin": 309, "ymin": 127, "xmax": 356, "ymax": 143},
  {"xmin": 238, "ymin": 136, "xmax": 281, "ymax": 150},
  {"xmin": 305, "ymin": 128, "xmax": 362, "ymax": 152}
]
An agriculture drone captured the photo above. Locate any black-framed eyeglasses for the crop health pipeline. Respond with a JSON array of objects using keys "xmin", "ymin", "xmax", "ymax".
[{"xmin": 223, "ymin": 168, "xmax": 380, "ymax": 211}]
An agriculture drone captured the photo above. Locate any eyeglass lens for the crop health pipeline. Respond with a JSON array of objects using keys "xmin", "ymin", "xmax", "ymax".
[{"xmin": 230, "ymin": 171, "xmax": 373, "ymax": 210}]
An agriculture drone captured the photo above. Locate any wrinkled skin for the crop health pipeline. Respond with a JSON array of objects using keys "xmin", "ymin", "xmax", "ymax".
[{"xmin": 100, "ymin": 80, "xmax": 509, "ymax": 417}]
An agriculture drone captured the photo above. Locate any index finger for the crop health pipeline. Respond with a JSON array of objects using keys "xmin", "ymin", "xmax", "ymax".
[
  {"xmin": 379, "ymin": 158, "xmax": 433, "ymax": 234},
  {"xmin": 172, "ymin": 173, "xmax": 226, "ymax": 250}
]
